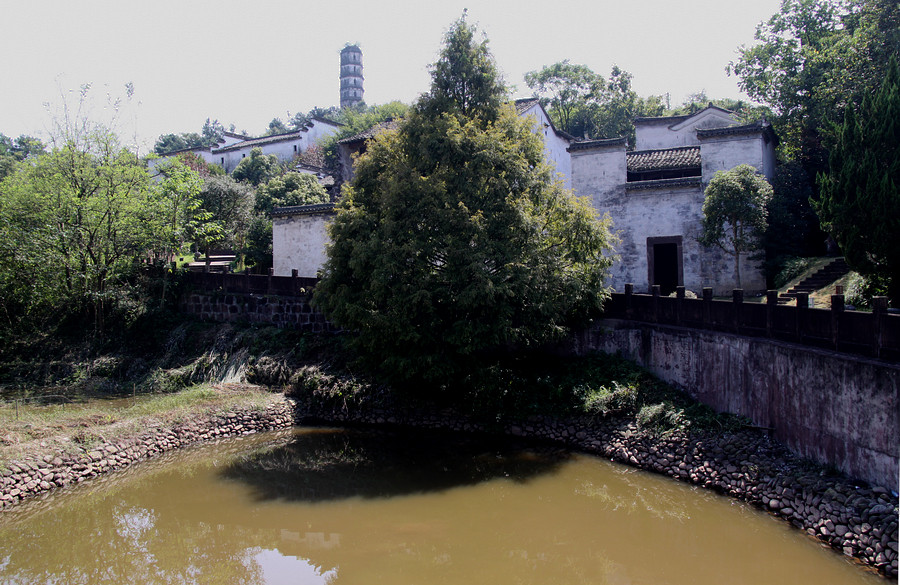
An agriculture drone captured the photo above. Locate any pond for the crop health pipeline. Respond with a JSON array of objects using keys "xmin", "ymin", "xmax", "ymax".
[{"xmin": 0, "ymin": 427, "xmax": 884, "ymax": 584}]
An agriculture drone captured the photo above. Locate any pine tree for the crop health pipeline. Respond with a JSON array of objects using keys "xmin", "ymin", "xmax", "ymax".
[
  {"xmin": 314, "ymin": 15, "xmax": 615, "ymax": 392},
  {"xmin": 817, "ymin": 56, "xmax": 900, "ymax": 304}
]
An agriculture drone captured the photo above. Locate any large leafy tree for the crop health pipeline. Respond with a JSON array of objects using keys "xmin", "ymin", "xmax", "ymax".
[
  {"xmin": 255, "ymin": 172, "xmax": 329, "ymax": 214},
  {"xmin": 816, "ymin": 57, "xmax": 900, "ymax": 304},
  {"xmin": 314, "ymin": 16, "xmax": 615, "ymax": 391},
  {"xmin": 525, "ymin": 61, "xmax": 673, "ymax": 144},
  {"xmin": 730, "ymin": 0, "xmax": 900, "ymax": 168},
  {"xmin": 232, "ymin": 147, "xmax": 280, "ymax": 186},
  {"xmin": 699, "ymin": 165, "xmax": 774, "ymax": 289},
  {"xmin": 0, "ymin": 127, "xmax": 203, "ymax": 332}
]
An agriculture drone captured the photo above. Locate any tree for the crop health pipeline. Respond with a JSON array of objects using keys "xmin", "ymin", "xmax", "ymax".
[
  {"xmin": 314, "ymin": 15, "xmax": 615, "ymax": 391},
  {"xmin": 699, "ymin": 165, "xmax": 773, "ymax": 289},
  {"xmin": 730, "ymin": 0, "xmax": 900, "ymax": 169},
  {"xmin": 525, "ymin": 61, "xmax": 669, "ymax": 145},
  {"xmin": 154, "ymin": 132, "xmax": 204, "ymax": 154},
  {"xmin": 816, "ymin": 57, "xmax": 900, "ymax": 304},
  {"xmin": 232, "ymin": 147, "xmax": 280, "ymax": 186},
  {"xmin": 265, "ymin": 118, "xmax": 289, "ymax": 136},
  {"xmin": 201, "ymin": 118, "xmax": 226, "ymax": 145},
  {"xmin": 197, "ymin": 175, "xmax": 255, "ymax": 263},
  {"xmin": 255, "ymin": 172, "xmax": 329, "ymax": 214},
  {"xmin": 524, "ymin": 60, "xmax": 604, "ymax": 138}
]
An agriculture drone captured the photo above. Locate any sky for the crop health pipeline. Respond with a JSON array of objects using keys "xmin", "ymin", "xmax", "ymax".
[{"xmin": 1, "ymin": 0, "xmax": 782, "ymax": 153}]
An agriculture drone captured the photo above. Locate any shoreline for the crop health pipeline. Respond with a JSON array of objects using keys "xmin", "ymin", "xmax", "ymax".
[{"xmin": 1, "ymin": 394, "xmax": 897, "ymax": 578}]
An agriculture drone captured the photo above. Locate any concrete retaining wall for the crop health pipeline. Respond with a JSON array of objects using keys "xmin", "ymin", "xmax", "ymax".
[{"xmin": 570, "ymin": 319, "xmax": 900, "ymax": 492}]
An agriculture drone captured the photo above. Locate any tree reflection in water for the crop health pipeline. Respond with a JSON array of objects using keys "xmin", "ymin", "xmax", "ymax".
[{"xmin": 221, "ymin": 427, "xmax": 570, "ymax": 502}]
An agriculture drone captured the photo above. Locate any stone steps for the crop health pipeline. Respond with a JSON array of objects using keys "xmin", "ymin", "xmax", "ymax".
[{"xmin": 778, "ymin": 258, "xmax": 850, "ymax": 304}]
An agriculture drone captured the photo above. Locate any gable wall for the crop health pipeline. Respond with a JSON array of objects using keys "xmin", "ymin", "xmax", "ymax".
[{"xmin": 273, "ymin": 213, "xmax": 334, "ymax": 278}]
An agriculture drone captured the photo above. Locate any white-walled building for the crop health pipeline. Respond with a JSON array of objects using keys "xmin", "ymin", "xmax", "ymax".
[
  {"xmin": 569, "ymin": 106, "xmax": 776, "ymax": 295},
  {"xmin": 272, "ymin": 104, "xmax": 777, "ymax": 291},
  {"xmin": 514, "ymin": 98, "xmax": 574, "ymax": 189},
  {"xmin": 151, "ymin": 118, "xmax": 341, "ymax": 174}
]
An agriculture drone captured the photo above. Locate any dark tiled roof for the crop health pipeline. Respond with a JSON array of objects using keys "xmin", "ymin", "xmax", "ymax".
[
  {"xmin": 514, "ymin": 97, "xmax": 540, "ymax": 115},
  {"xmin": 634, "ymin": 105, "xmax": 735, "ymax": 127},
  {"xmin": 624, "ymin": 177, "xmax": 703, "ymax": 192},
  {"xmin": 213, "ymin": 131, "xmax": 305, "ymax": 153},
  {"xmin": 271, "ymin": 203, "xmax": 336, "ymax": 217},
  {"xmin": 696, "ymin": 120, "xmax": 773, "ymax": 139},
  {"xmin": 627, "ymin": 147, "xmax": 700, "ymax": 172},
  {"xmin": 337, "ymin": 119, "xmax": 400, "ymax": 145},
  {"xmin": 567, "ymin": 137, "xmax": 628, "ymax": 152},
  {"xmin": 296, "ymin": 146, "xmax": 325, "ymax": 169}
]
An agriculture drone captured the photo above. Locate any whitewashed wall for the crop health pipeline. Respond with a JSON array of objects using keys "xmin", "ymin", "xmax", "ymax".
[{"xmin": 272, "ymin": 211, "xmax": 334, "ymax": 278}]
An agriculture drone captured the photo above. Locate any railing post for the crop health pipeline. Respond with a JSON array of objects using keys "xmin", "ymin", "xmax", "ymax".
[
  {"xmin": 243, "ymin": 267, "xmax": 250, "ymax": 293},
  {"xmin": 766, "ymin": 290, "xmax": 778, "ymax": 337},
  {"xmin": 268, "ymin": 267, "xmax": 274, "ymax": 295},
  {"xmin": 702, "ymin": 287, "xmax": 713, "ymax": 328},
  {"xmin": 291, "ymin": 269, "xmax": 299, "ymax": 295},
  {"xmin": 624, "ymin": 283, "xmax": 634, "ymax": 319},
  {"xmin": 830, "ymin": 294, "xmax": 844, "ymax": 350},
  {"xmin": 675, "ymin": 286, "xmax": 685, "ymax": 326},
  {"xmin": 873, "ymin": 296, "xmax": 888, "ymax": 358},
  {"xmin": 795, "ymin": 292, "xmax": 809, "ymax": 343},
  {"xmin": 732, "ymin": 289, "xmax": 743, "ymax": 333},
  {"xmin": 651, "ymin": 284, "xmax": 660, "ymax": 323}
]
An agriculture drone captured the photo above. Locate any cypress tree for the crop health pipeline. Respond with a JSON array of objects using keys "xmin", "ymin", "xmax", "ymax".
[
  {"xmin": 817, "ymin": 56, "xmax": 900, "ymax": 304},
  {"xmin": 314, "ymin": 15, "xmax": 615, "ymax": 392}
]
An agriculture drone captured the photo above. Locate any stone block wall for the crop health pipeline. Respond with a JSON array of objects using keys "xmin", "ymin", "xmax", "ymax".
[{"xmin": 179, "ymin": 292, "xmax": 335, "ymax": 331}]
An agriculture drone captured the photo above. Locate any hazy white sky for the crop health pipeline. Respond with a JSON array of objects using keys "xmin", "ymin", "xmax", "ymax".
[{"xmin": 1, "ymin": 0, "xmax": 781, "ymax": 152}]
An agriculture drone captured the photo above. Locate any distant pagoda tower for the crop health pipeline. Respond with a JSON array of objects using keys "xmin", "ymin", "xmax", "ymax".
[{"xmin": 340, "ymin": 44, "xmax": 364, "ymax": 108}]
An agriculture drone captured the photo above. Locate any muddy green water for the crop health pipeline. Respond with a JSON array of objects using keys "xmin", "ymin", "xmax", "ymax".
[{"xmin": 0, "ymin": 427, "xmax": 884, "ymax": 584}]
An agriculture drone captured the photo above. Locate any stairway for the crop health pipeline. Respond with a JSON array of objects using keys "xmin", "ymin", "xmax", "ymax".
[{"xmin": 778, "ymin": 257, "xmax": 850, "ymax": 303}]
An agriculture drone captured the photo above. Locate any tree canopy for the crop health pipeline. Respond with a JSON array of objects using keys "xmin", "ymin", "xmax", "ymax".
[
  {"xmin": 255, "ymin": 172, "xmax": 329, "ymax": 214},
  {"xmin": 699, "ymin": 165, "xmax": 773, "ymax": 289},
  {"xmin": 314, "ymin": 16, "xmax": 615, "ymax": 392},
  {"xmin": 816, "ymin": 56, "xmax": 900, "ymax": 304},
  {"xmin": 231, "ymin": 147, "xmax": 281, "ymax": 186}
]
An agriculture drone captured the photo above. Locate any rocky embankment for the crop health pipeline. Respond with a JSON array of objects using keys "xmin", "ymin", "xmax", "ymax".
[
  {"xmin": 0, "ymin": 399, "xmax": 294, "ymax": 508},
  {"xmin": 1, "ymin": 395, "xmax": 898, "ymax": 578},
  {"xmin": 297, "ymin": 398, "xmax": 899, "ymax": 578}
]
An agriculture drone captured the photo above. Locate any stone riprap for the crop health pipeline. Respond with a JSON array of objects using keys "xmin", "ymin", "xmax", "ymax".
[
  {"xmin": 0, "ymin": 400, "xmax": 294, "ymax": 509},
  {"xmin": 295, "ymin": 398, "xmax": 899, "ymax": 579},
  {"xmin": 1, "ymin": 396, "xmax": 897, "ymax": 578}
]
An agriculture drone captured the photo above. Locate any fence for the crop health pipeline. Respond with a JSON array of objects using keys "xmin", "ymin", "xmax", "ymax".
[
  {"xmin": 601, "ymin": 285, "xmax": 899, "ymax": 361},
  {"xmin": 181, "ymin": 268, "xmax": 319, "ymax": 297}
]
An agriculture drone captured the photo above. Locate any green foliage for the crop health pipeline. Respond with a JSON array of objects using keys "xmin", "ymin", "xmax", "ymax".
[
  {"xmin": 730, "ymin": 0, "xmax": 900, "ymax": 168},
  {"xmin": 255, "ymin": 172, "xmax": 329, "ymax": 214},
  {"xmin": 699, "ymin": 164, "xmax": 773, "ymax": 289},
  {"xmin": 844, "ymin": 272, "xmax": 889, "ymax": 308},
  {"xmin": 197, "ymin": 175, "xmax": 254, "ymax": 260},
  {"xmin": 154, "ymin": 132, "xmax": 205, "ymax": 155},
  {"xmin": 232, "ymin": 147, "xmax": 281, "ymax": 186},
  {"xmin": 0, "ymin": 134, "xmax": 46, "ymax": 181},
  {"xmin": 314, "ymin": 16, "xmax": 616, "ymax": 394},
  {"xmin": 265, "ymin": 118, "xmax": 289, "ymax": 136},
  {"xmin": 242, "ymin": 213, "xmax": 273, "ymax": 271},
  {"xmin": 0, "ymin": 125, "xmax": 205, "ymax": 334},
  {"xmin": 816, "ymin": 56, "xmax": 900, "ymax": 304},
  {"xmin": 525, "ymin": 61, "xmax": 658, "ymax": 144},
  {"xmin": 773, "ymin": 256, "xmax": 817, "ymax": 289},
  {"xmin": 154, "ymin": 118, "xmax": 230, "ymax": 155}
]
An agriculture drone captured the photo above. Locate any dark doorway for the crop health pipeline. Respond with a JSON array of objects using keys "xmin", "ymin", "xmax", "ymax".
[
  {"xmin": 653, "ymin": 244, "xmax": 678, "ymax": 295},
  {"xmin": 647, "ymin": 236, "xmax": 683, "ymax": 295}
]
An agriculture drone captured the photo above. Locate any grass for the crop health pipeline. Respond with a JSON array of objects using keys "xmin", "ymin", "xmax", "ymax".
[{"xmin": 0, "ymin": 383, "xmax": 278, "ymax": 468}]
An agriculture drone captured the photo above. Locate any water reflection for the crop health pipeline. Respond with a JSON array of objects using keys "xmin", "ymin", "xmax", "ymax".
[
  {"xmin": 0, "ymin": 427, "xmax": 884, "ymax": 585},
  {"xmin": 221, "ymin": 427, "xmax": 569, "ymax": 501}
]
